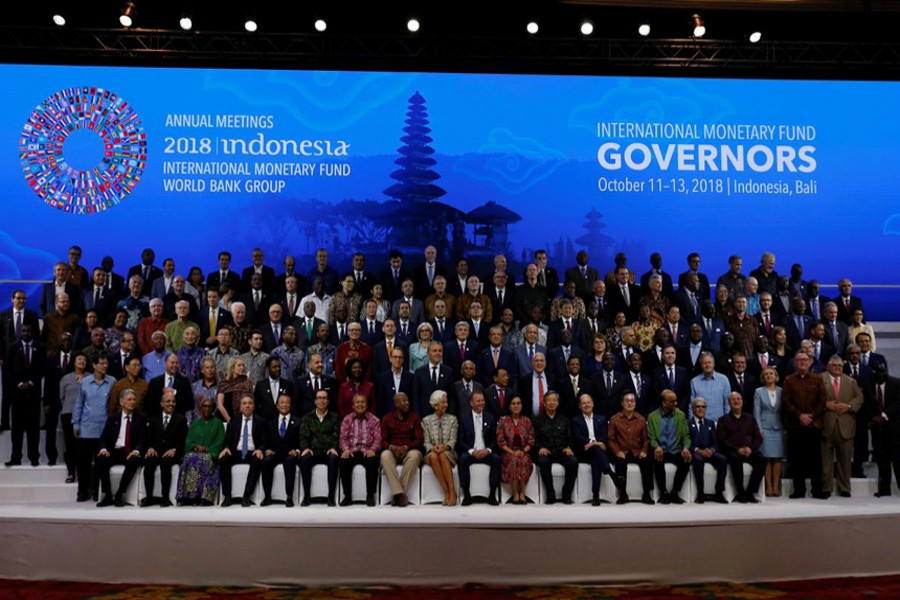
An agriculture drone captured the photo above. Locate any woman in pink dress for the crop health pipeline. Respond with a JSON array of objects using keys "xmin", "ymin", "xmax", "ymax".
[{"xmin": 497, "ymin": 395, "xmax": 534, "ymax": 504}]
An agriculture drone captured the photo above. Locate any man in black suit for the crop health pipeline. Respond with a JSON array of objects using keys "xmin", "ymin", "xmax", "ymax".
[
  {"xmin": 206, "ymin": 251, "xmax": 242, "ymax": 296},
  {"xmin": 241, "ymin": 248, "xmax": 277, "ymax": 296},
  {"xmin": 292, "ymin": 352, "xmax": 333, "ymax": 415},
  {"xmin": 140, "ymin": 389, "xmax": 188, "ymax": 507},
  {"xmin": 457, "ymin": 390, "xmax": 501, "ymax": 505},
  {"xmin": 412, "ymin": 342, "xmax": 453, "ymax": 417},
  {"xmin": 349, "ymin": 252, "xmax": 378, "ymax": 300},
  {"xmin": 292, "ymin": 301, "xmax": 324, "ymax": 350},
  {"xmin": 219, "ymin": 394, "xmax": 267, "ymax": 506},
  {"xmin": 822, "ymin": 301, "xmax": 850, "ymax": 354},
  {"xmin": 639, "ymin": 252, "xmax": 675, "ymax": 299},
  {"xmin": 590, "ymin": 352, "xmax": 627, "ymax": 419},
  {"xmin": 376, "ymin": 347, "xmax": 414, "ymax": 417},
  {"xmin": 199, "ymin": 289, "xmax": 233, "ymax": 348},
  {"xmin": 360, "ymin": 299, "xmax": 384, "ymax": 347},
  {"xmin": 126, "ymin": 248, "xmax": 163, "ymax": 299},
  {"xmin": 547, "ymin": 299, "xmax": 584, "ymax": 350},
  {"xmin": 547, "ymin": 329, "xmax": 586, "ymax": 382},
  {"xmin": 447, "ymin": 257, "xmax": 470, "ymax": 299},
  {"xmin": 145, "ymin": 354, "xmax": 194, "ymax": 418},
  {"xmin": 261, "ymin": 304, "xmax": 288, "ymax": 353},
  {"xmin": 101, "ymin": 256, "xmax": 126, "ymax": 300},
  {"xmin": 870, "ymin": 362, "xmax": 900, "ymax": 497},
  {"xmin": 442, "ymin": 321, "xmax": 479, "ymax": 381},
  {"xmin": 278, "ymin": 273, "xmax": 305, "ymax": 322},
  {"xmin": 107, "ymin": 332, "xmax": 136, "ymax": 381},
  {"xmin": 240, "ymin": 272, "xmax": 275, "ymax": 329},
  {"xmin": 4, "ymin": 324, "xmax": 45, "ymax": 465},
  {"xmin": 804, "ymin": 280, "xmax": 827, "ymax": 322},
  {"xmin": 622, "ymin": 352, "xmax": 652, "ymax": 415},
  {"xmin": 607, "ymin": 266, "xmax": 642, "ymax": 323},
  {"xmin": 678, "ymin": 253, "xmax": 711, "ymax": 302},
  {"xmin": 475, "ymin": 326, "xmax": 516, "ymax": 387},
  {"xmin": 534, "ymin": 249, "xmax": 560, "ymax": 300},
  {"xmin": 677, "ymin": 324, "xmax": 708, "ymax": 377},
  {"xmin": 260, "ymin": 392, "xmax": 301, "ymax": 506},
  {"xmin": 484, "ymin": 368, "xmax": 515, "ymax": 419},
  {"xmin": 428, "ymin": 299, "xmax": 455, "ymax": 345},
  {"xmin": 453, "ymin": 360, "xmax": 483, "ymax": 414},
  {"xmin": 379, "ymin": 250, "xmax": 412, "ymax": 304},
  {"xmin": 83, "ymin": 267, "xmax": 117, "ymax": 325},
  {"xmin": 784, "ymin": 297, "xmax": 812, "ymax": 352},
  {"xmin": 1, "ymin": 289, "xmax": 40, "ymax": 430},
  {"xmin": 255, "ymin": 356, "xmax": 296, "ymax": 421},
  {"xmin": 517, "ymin": 352, "xmax": 552, "ymax": 419},
  {"xmin": 688, "ymin": 397, "xmax": 728, "ymax": 503},
  {"xmin": 41, "ymin": 262, "xmax": 84, "ymax": 318},
  {"xmin": 412, "ymin": 245, "xmax": 446, "ymax": 301},
  {"xmin": 372, "ymin": 318, "xmax": 407, "ymax": 377},
  {"xmin": 486, "ymin": 271, "xmax": 516, "ymax": 326},
  {"xmin": 835, "ymin": 279, "xmax": 864, "ymax": 324},
  {"xmin": 96, "ymin": 388, "xmax": 146, "ymax": 506},
  {"xmin": 44, "ymin": 332, "xmax": 75, "ymax": 466},
  {"xmin": 674, "ymin": 272, "xmax": 704, "ymax": 324},
  {"xmin": 564, "ymin": 250, "xmax": 600, "ymax": 303},
  {"xmin": 727, "ymin": 353, "xmax": 758, "ymax": 415},
  {"xmin": 572, "ymin": 393, "xmax": 623, "ymax": 505},
  {"xmin": 556, "ymin": 356, "xmax": 592, "ymax": 418},
  {"xmin": 651, "ymin": 345, "xmax": 691, "ymax": 413}
]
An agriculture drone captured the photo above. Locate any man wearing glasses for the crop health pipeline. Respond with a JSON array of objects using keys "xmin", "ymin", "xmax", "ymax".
[{"xmin": 688, "ymin": 397, "xmax": 728, "ymax": 503}]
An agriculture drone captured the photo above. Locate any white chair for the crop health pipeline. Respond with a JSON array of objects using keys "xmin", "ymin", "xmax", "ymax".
[
  {"xmin": 622, "ymin": 463, "xmax": 647, "ymax": 501},
  {"xmin": 221, "ymin": 464, "xmax": 263, "ymax": 505},
  {"xmin": 137, "ymin": 464, "xmax": 178, "ymax": 505},
  {"xmin": 379, "ymin": 466, "xmax": 420, "ymax": 506},
  {"xmin": 338, "ymin": 464, "xmax": 374, "ymax": 505},
  {"xmin": 500, "ymin": 470, "xmax": 539, "ymax": 504},
  {"xmin": 109, "ymin": 465, "xmax": 141, "ymax": 506},
  {"xmin": 269, "ymin": 464, "xmax": 299, "ymax": 504},
  {"xmin": 420, "ymin": 464, "xmax": 460, "ymax": 504},
  {"xmin": 724, "ymin": 463, "xmax": 766, "ymax": 503},
  {"xmin": 575, "ymin": 463, "xmax": 617, "ymax": 504},
  {"xmin": 696, "ymin": 462, "xmax": 728, "ymax": 502},
  {"xmin": 297, "ymin": 463, "xmax": 332, "ymax": 504},
  {"xmin": 466, "ymin": 463, "xmax": 494, "ymax": 500}
]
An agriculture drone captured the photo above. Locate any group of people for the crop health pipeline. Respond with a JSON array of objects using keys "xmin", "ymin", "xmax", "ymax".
[{"xmin": 0, "ymin": 243, "xmax": 897, "ymax": 508}]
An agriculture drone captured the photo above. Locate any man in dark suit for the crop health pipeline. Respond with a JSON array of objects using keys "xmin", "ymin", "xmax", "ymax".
[
  {"xmin": 835, "ymin": 279, "xmax": 864, "ymax": 324},
  {"xmin": 546, "ymin": 330, "xmax": 586, "ymax": 382},
  {"xmin": 572, "ymin": 393, "xmax": 623, "ymax": 505},
  {"xmin": 101, "ymin": 256, "xmax": 126, "ymax": 300},
  {"xmin": 639, "ymin": 252, "xmax": 675, "ymax": 299},
  {"xmin": 44, "ymin": 332, "xmax": 74, "ymax": 465},
  {"xmin": 140, "ymin": 389, "xmax": 188, "ymax": 507},
  {"xmin": 412, "ymin": 245, "xmax": 446, "ymax": 301},
  {"xmin": 107, "ymin": 332, "xmax": 135, "ymax": 381},
  {"xmin": 457, "ymin": 390, "xmax": 501, "ymax": 505},
  {"xmin": 442, "ymin": 322, "xmax": 479, "ymax": 381},
  {"xmin": 755, "ymin": 292, "xmax": 778, "ymax": 339},
  {"xmin": 4, "ymin": 324, "xmax": 45, "ymax": 466},
  {"xmin": 475, "ymin": 326, "xmax": 516, "ymax": 387},
  {"xmin": 371, "ymin": 318, "xmax": 408, "ymax": 377},
  {"xmin": 219, "ymin": 394, "xmax": 267, "ymax": 506},
  {"xmin": 674, "ymin": 272, "xmax": 703, "ymax": 324},
  {"xmin": 95, "ymin": 388, "xmax": 146, "ymax": 506},
  {"xmin": 678, "ymin": 253, "xmax": 711, "ymax": 301},
  {"xmin": 278, "ymin": 273, "xmax": 306, "ymax": 322},
  {"xmin": 804, "ymin": 280, "xmax": 827, "ymax": 322},
  {"xmin": 379, "ymin": 250, "xmax": 412, "ymax": 304},
  {"xmin": 260, "ymin": 392, "xmax": 301, "ymax": 506},
  {"xmin": 145, "ymin": 354, "xmax": 194, "ymax": 418},
  {"xmin": 486, "ymin": 271, "xmax": 516, "ymax": 326},
  {"xmin": 651, "ymin": 345, "xmax": 691, "ymax": 413},
  {"xmin": 677, "ymin": 324, "xmax": 709, "ymax": 377},
  {"xmin": 822, "ymin": 302, "xmax": 850, "ymax": 354},
  {"xmin": 699, "ymin": 301, "xmax": 725, "ymax": 352},
  {"xmin": 590, "ymin": 352, "xmax": 627, "ymax": 419},
  {"xmin": 360, "ymin": 300, "xmax": 385, "ymax": 347},
  {"xmin": 727, "ymin": 353, "xmax": 758, "ymax": 415},
  {"xmin": 607, "ymin": 266, "xmax": 642, "ymax": 323},
  {"xmin": 292, "ymin": 301, "xmax": 325, "ymax": 350},
  {"xmin": 240, "ymin": 272, "xmax": 275, "ymax": 329},
  {"xmin": 556, "ymin": 356, "xmax": 592, "ymax": 418},
  {"xmin": 260, "ymin": 304, "xmax": 288, "ymax": 353},
  {"xmin": 621, "ymin": 352, "xmax": 651, "ymax": 415},
  {"xmin": 564, "ymin": 250, "xmax": 600, "ymax": 303},
  {"xmin": 856, "ymin": 332, "xmax": 888, "ymax": 374},
  {"xmin": 83, "ymin": 267, "xmax": 117, "ymax": 324},
  {"xmin": 483, "ymin": 368, "xmax": 515, "ymax": 419},
  {"xmin": 241, "ymin": 248, "xmax": 277, "ymax": 296},
  {"xmin": 784, "ymin": 297, "xmax": 812, "ymax": 352},
  {"xmin": 642, "ymin": 329, "xmax": 671, "ymax": 376},
  {"xmin": 127, "ymin": 248, "xmax": 163, "ymax": 299},
  {"xmin": 206, "ymin": 251, "xmax": 242, "ymax": 296},
  {"xmin": 533, "ymin": 249, "xmax": 560, "ymax": 301},
  {"xmin": 453, "ymin": 360, "xmax": 483, "ymax": 414},
  {"xmin": 514, "ymin": 323, "xmax": 547, "ymax": 378},
  {"xmin": 687, "ymin": 397, "xmax": 728, "ymax": 503},
  {"xmin": 348, "ymin": 252, "xmax": 378, "ymax": 300},
  {"xmin": 199, "ymin": 289, "xmax": 233, "ymax": 348},
  {"xmin": 870, "ymin": 362, "xmax": 900, "ymax": 497},
  {"xmin": 41, "ymin": 262, "xmax": 84, "ymax": 318},
  {"xmin": 547, "ymin": 299, "xmax": 584, "ymax": 350},
  {"xmin": 255, "ymin": 356, "xmax": 297, "ymax": 421},
  {"xmin": 1, "ymin": 289, "xmax": 40, "ymax": 430},
  {"xmin": 376, "ymin": 347, "xmax": 414, "ymax": 417},
  {"xmin": 412, "ymin": 342, "xmax": 454, "ymax": 417},
  {"xmin": 295, "ymin": 354, "xmax": 337, "ymax": 416}
]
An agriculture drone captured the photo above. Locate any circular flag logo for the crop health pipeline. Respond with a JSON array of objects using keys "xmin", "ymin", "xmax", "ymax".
[{"xmin": 20, "ymin": 86, "xmax": 147, "ymax": 214}]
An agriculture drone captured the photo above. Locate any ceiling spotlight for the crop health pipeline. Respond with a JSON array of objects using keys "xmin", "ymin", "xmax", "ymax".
[
  {"xmin": 638, "ymin": 22, "xmax": 650, "ymax": 37},
  {"xmin": 581, "ymin": 21, "xmax": 593, "ymax": 36},
  {"xmin": 244, "ymin": 19, "xmax": 257, "ymax": 32},
  {"xmin": 119, "ymin": 1, "xmax": 136, "ymax": 28},
  {"xmin": 749, "ymin": 31, "xmax": 762, "ymax": 43},
  {"xmin": 315, "ymin": 19, "xmax": 327, "ymax": 32},
  {"xmin": 691, "ymin": 14, "xmax": 706, "ymax": 38},
  {"xmin": 407, "ymin": 18, "xmax": 420, "ymax": 32},
  {"xmin": 526, "ymin": 21, "xmax": 539, "ymax": 35},
  {"xmin": 52, "ymin": 14, "xmax": 66, "ymax": 27},
  {"xmin": 179, "ymin": 14, "xmax": 192, "ymax": 31}
]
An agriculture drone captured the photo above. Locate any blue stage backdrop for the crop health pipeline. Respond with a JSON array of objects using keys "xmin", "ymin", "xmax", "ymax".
[{"xmin": 4, "ymin": 64, "xmax": 900, "ymax": 316}]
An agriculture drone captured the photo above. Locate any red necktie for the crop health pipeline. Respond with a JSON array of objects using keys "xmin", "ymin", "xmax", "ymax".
[
  {"xmin": 459, "ymin": 343, "xmax": 465, "ymax": 360},
  {"xmin": 498, "ymin": 388, "xmax": 505, "ymax": 410},
  {"xmin": 764, "ymin": 313, "xmax": 771, "ymax": 333},
  {"xmin": 832, "ymin": 377, "xmax": 840, "ymax": 398},
  {"xmin": 538, "ymin": 374, "xmax": 545, "ymax": 414}
]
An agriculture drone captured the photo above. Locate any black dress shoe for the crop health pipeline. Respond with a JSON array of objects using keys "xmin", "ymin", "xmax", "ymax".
[
  {"xmin": 669, "ymin": 493, "xmax": 685, "ymax": 505},
  {"xmin": 696, "ymin": 495, "xmax": 706, "ymax": 504},
  {"xmin": 658, "ymin": 493, "xmax": 670, "ymax": 505},
  {"xmin": 221, "ymin": 498, "xmax": 233, "ymax": 507},
  {"xmin": 285, "ymin": 498, "xmax": 295, "ymax": 507},
  {"xmin": 592, "ymin": 496, "xmax": 601, "ymax": 507},
  {"xmin": 875, "ymin": 491, "xmax": 891, "ymax": 498},
  {"xmin": 746, "ymin": 495, "xmax": 760, "ymax": 503},
  {"xmin": 114, "ymin": 495, "xmax": 126, "ymax": 507},
  {"xmin": 241, "ymin": 497, "xmax": 255, "ymax": 507},
  {"xmin": 301, "ymin": 497, "xmax": 312, "ymax": 507},
  {"xmin": 160, "ymin": 498, "xmax": 173, "ymax": 507},
  {"xmin": 617, "ymin": 494, "xmax": 630, "ymax": 505},
  {"xmin": 76, "ymin": 495, "xmax": 90, "ymax": 502},
  {"xmin": 562, "ymin": 497, "xmax": 574, "ymax": 505},
  {"xmin": 30, "ymin": 461, "xmax": 40, "ymax": 467},
  {"xmin": 47, "ymin": 461, "xmax": 57, "ymax": 466},
  {"xmin": 461, "ymin": 494, "xmax": 473, "ymax": 507},
  {"xmin": 488, "ymin": 494, "xmax": 499, "ymax": 506},
  {"xmin": 839, "ymin": 491, "xmax": 851, "ymax": 498},
  {"xmin": 712, "ymin": 492, "xmax": 728, "ymax": 504},
  {"xmin": 641, "ymin": 494, "xmax": 655, "ymax": 505},
  {"xmin": 812, "ymin": 492, "xmax": 830, "ymax": 500},
  {"xmin": 139, "ymin": 497, "xmax": 154, "ymax": 507},
  {"xmin": 366, "ymin": 495, "xmax": 377, "ymax": 507},
  {"xmin": 97, "ymin": 497, "xmax": 114, "ymax": 507},
  {"xmin": 260, "ymin": 498, "xmax": 273, "ymax": 507},
  {"xmin": 789, "ymin": 492, "xmax": 806, "ymax": 499},
  {"xmin": 339, "ymin": 497, "xmax": 353, "ymax": 507},
  {"xmin": 4, "ymin": 460, "xmax": 21, "ymax": 467},
  {"xmin": 327, "ymin": 498, "xmax": 336, "ymax": 507}
]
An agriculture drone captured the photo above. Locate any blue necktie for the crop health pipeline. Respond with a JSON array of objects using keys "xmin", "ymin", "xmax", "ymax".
[
  {"xmin": 279, "ymin": 417, "xmax": 287, "ymax": 438},
  {"xmin": 241, "ymin": 418, "xmax": 249, "ymax": 458}
]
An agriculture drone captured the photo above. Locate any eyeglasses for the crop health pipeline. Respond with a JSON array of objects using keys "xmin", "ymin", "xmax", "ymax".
[{"xmin": 694, "ymin": 405, "xmax": 707, "ymax": 409}]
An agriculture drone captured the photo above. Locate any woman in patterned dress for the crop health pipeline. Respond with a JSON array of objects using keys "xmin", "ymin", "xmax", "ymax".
[{"xmin": 497, "ymin": 395, "xmax": 534, "ymax": 504}]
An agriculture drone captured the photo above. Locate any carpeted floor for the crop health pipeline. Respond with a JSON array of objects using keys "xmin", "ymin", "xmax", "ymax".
[{"xmin": 1, "ymin": 575, "xmax": 899, "ymax": 599}]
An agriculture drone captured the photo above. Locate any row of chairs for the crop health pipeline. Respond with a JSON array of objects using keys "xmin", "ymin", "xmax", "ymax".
[{"xmin": 105, "ymin": 462, "xmax": 765, "ymax": 507}]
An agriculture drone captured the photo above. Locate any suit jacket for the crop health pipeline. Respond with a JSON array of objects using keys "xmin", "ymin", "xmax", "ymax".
[
  {"xmin": 372, "ymin": 338, "xmax": 409, "ymax": 376},
  {"xmin": 428, "ymin": 317, "xmax": 456, "ymax": 344},
  {"xmin": 394, "ymin": 321, "xmax": 418, "ymax": 346},
  {"xmin": 162, "ymin": 291, "xmax": 200, "ymax": 324},
  {"xmin": 292, "ymin": 316, "xmax": 326, "ymax": 350},
  {"xmin": 442, "ymin": 339, "xmax": 480, "ymax": 379},
  {"xmin": 223, "ymin": 413, "xmax": 268, "ymax": 453},
  {"xmin": 457, "ymin": 410, "xmax": 499, "ymax": 454},
  {"xmin": 678, "ymin": 271, "xmax": 712, "ymax": 302},
  {"xmin": 453, "ymin": 379, "xmax": 484, "ymax": 415},
  {"xmin": 565, "ymin": 266, "xmax": 600, "ymax": 301},
  {"xmin": 99, "ymin": 410, "xmax": 148, "ymax": 454},
  {"xmin": 877, "ymin": 377, "xmax": 900, "ymax": 441},
  {"xmin": 107, "ymin": 348, "xmax": 134, "ymax": 381},
  {"xmin": 754, "ymin": 311, "xmax": 779, "ymax": 339},
  {"xmin": 589, "ymin": 369, "xmax": 627, "ymax": 419},
  {"xmin": 278, "ymin": 290, "xmax": 307, "ymax": 321},
  {"xmin": 83, "ymin": 286, "xmax": 117, "ymax": 323},
  {"xmin": 546, "ymin": 345, "xmax": 586, "ymax": 380},
  {"xmin": 265, "ymin": 413, "xmax": 302, "ymax": 458},
  {"xmin": 379, "ymin": 267, "xmax": 412, "ymax": 303},
  {"xmin": 375, "ymin": 369, "xmax": 414, "ymax": 417},
  {"xmin": 4, "ymin": 340, "xmax": 46, "ymax": 404},
  {"xmin": 699, "ymin": 317, "xmax": 725, "ymax": 353},
  {"xmin": 483, "ymin": 384, "xmax": 516, "ymax": 419},
  {"xmin": 822, "ymin": 319, "xmax": 850, "ymax": 353},
  {"xmin": 347, "ymin": 271, "xmax": 378, "ymax": 300},
  {"xmin": 650, "ymin": 365, "xmax": 691, "ymax": 413},
  {"xmin": 727, "ymin": 371, "xmax": 759, "ymax": 415},
  {"xmin": 747, "ymin": 353, "xmax": 781, "ymax": 379},
  {"xmin": 127, "ymin": 264, "xmax": 164, "ymax": 298},
  {"xmin": 783, "ymin": 313, "xmax": 812, "ymax": 351},
  {"xmin": 752, "ymin": 386, "xmax": 783, "ymax": 435},
  {"xmin": 804, "ymin": 295, "xmax": 828, "ymax": 322},
  {"xmin": 514, "ymin": 343, "xmax": 547, "ymax": 378},
  {"xmin": 239, "ymin": 290, "xmax": 276, "ymax": 329},
  {"xmin": 677, "ymin": 343, "xmax": 709, "ymax": 377},
  {"xmin": 556, "ymin": 372, "xmax": 593, "ymax": 418},
  {"xmin": 328, "ymin": 321, "xmax": 352, "ymax": 347},
  {"xmin": 242, "ymin": 265, "xmax": 277, "ymax": 295},
  {"xmin": 621, "ymin": 370, "xmax": 652, "ymax": 415},
  {"xmin": 0, "ymin": 309, "xmax": 40, "ymax": 359},
  {"xmin": 536, "ymin": 266, "xmax": 560, "ymax": 300},
  {"xmin": 547, "ymin": 317, "xmax": 585, "ymax": 350},
  {"xmin": 640, "ymin": 269, "xmax": 675, "ymax": 299},
  {"xmin": 41, "ymin": 282, "xmax": 84, "ymax": 318},
  {"xmin": 674, "ymin": 289, "xmax": 702, "ymax": 324},
  {"xmin": 606, "ymin": 282, "xmax": 642, "ymax": 322},
  {"xmin": 150, "ymin": 276, "xmax": 175, "ymax": 301},
  {"xmin": 412, "ymin": 363, "xmax": 454, "ymax": 417},
  {"xmin": 294, "ymin": 373, "xmax": 337, "ymax": 416},
  {"xmin": 465, "ymin": 319, "xmax": 491, "ymax": 349},
  {"xmin": 823, "ymin": 373, "xmax": 863, "ymax": 440},
  {"xmin": 145, "ymin": 412, "xmax": 188, "ymax": 460},
  {"xmin": 391, "ymin": 297, "xmax": 426, "ymax": 325},
  {"xmin": 413, "ymin": 263, "xmax": 447, "ymax": 300},
  {"xmin": 487, "ymin": 286, "xmax": 517, "ymax": 325},
  {"xmin": 104, "ymin": 271, "xmax": 126, "ymax": 300},
  {"xmin": 360, "ymin": 319, "xmax": 385, "ymax": 347},
  {"xmin": 198, "ymin": 306, "xmax": 234, "ymax": 347},
  {"xmin": 688, "ymin": 416, "xmax": 719, "ymax": 451},
  {"xmin": 474, "ymin": 345, "xmax": 517, "ymax": 387},
  {"xmin": 44, "ymin": 351, "xmax": 74, "ymax": 409},
  {"xmin": 253, "ymin": 377, "xmax": 297, "ymax": 421},
  {"xmin": 835, "ymin": 295, "xmax": 864, "ymax": 324},
  {"xmin": 145, "ymin": 373, "xmax": 194, "ymax": 417},
  {"xmin": 205, "ymin": 270, "xmax": 242, "ymax": 296},
  {"xmin": 666, "ymin": 320, "xmax": 690, "ymax": 348},
  {"xmin": 571, "ymin": 412, "xmax": 608, "ymax": 453}
]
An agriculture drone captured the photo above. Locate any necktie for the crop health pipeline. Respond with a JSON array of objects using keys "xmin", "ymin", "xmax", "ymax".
[
  {"xmin": 539, "ymin": 270, "xmax": 546, "ymax": 287},
  {"xmin": 634, "ymin": 373, "xmax": 641, "ymax": 393},
  {"xmin": 387, "ymin": 338, "xmax": 393, "ymax": 356},
  {"xmin": 280, "ymin": 417, "xmax": 287, "ymax": 438},
  {"xmin": 498, "ymin": 387, "xmax": 505, "ymax": 409},
  {"xmin": 863, "ymin": 353, "xmax": 869, "ymax": 367},
  {"xmin": 393, "ymin": 269, "xmax": 399, "ymax": 286},
  {"xmin": 622, "ymin": 285, "xmax": 630, "ymax": 307},
  {"xmin": 62, "ymin": 353, "xmax": 69, "ymax": 371},
  {"xmin": 339, "ymin": 324, "xmax": 345, "ymax": 339},
  {"xmin": 832, "ymin": 323, "xmax": 839, "ymax": 345},
  {"xmin": 606, "ymin": 372, "xmax": 612, "ymax": 392},
  {"xmin": 432, "ymin": 366, "xmax": 439, "ymax": 387},
  {"xmin": 738, "ymin": 373, "xmax": 744, "ymax": 392},
  {"xmin": 221, "ymin": 271, "xmax": 227, "ymax": 284},
  {"xmin": 427, "ymin": 263, "xmax": 434, "ymax": 285},
  {"xmin": 498, "ymin": 290, "xmax": 504, "ymax": 305},
  {"xmin": 369, "ymin": 321, "xmax": 375, "ymax": 335},
  {"xmin": 814, "ymin": 342, "xmax": 820, "ymax": 361},
  {"xmin": 356, "ymin": 271, "xmax": 362, "ymax": 284},
  {"xmin": 24, "ymin": 343, "xmax": 30, "ymax": 368},
  {"xmin": 844, "ymin": 297, "xmax": 850, "ymax": 310},
  {"xmin": 565, "ymin": 319, "xmax": 571, "ymax": 332},
  {"xmin": 796, "ymin": 315, "xmax": 803, "ymax": 334},
  {"xmin": 402, "ymin": 323, "xmax": 407, "ymax": 337},
  {"xmin": 878, "ymin": 385, "xmax": 885, "ymax": 414},
  {"xmin": 94, "ymin": 287, "xmax": 101, "ymax": 307},
  {"xmin": 241, "ymin": 418, "xmax": 249, "ymax": 458},
  {"xmin": 166, "ymin": 375, "xmax": 173, "ymax": 388},
  {"xmin": 536, "ymin": 374, "xmax": 546, "ymax": 415},
  {"xmin": 690, "ymin": 292, "xmax": 698, "ymax": 315},
  {"xmin": 812, "ymin": 300, "xmax": 819, "ymax": 320},
  {"xmin": 143, "ymin": 265, "xmax": 149, "ymax": 281},
  {"xmin": 306, "ymin": 320, "xmax": 312, "ymax": 339},
  {"xmin": 580, "ymin": 266, "xmax": 586, "ymax": 278},
  {"xmin": 124, "ymin": 415, "xmax": 132, "ymax": 454},
  {"xmin": 669, "ymin": 367, "xmax": 675, "ymax": 389},
  {"xmin": 437, "ymin": 319, "xmax": 444, "ymax": 336},
  {"xmin": 254, "ymin": 291, "xmax": 260, "ymax": 309},
  {"xmin": 465, "ymin": 382, "xmax": 471, "ymax": 394},
  {"xmin": 832, "ymin": 377, "xmax": 840, "ymax": 398},
  {"xmin": 459, "ymin": 343, "xmax": 466, "ymax": 360},
  {"xmin": 572, "ymin": 376, "xmax": 578, "ymax": 395},
  {"xmin": 314, "ymin": 376, "xmax": 320, "ymax": 391},
  {"xmin": 760, "ymin": 354, "xmax": 767, "ymax": 369},
  {"xmin": 564, "ymin": 347, "xmax": 570, "ymax": 361},
  {"xmin": 163, "ymin": 415, "xmax": 169, "ymax": 430},
  {"xmin": 706, "ymin": 318, "xmax": 712, "ymax": 333},
  {"xmin": 529, "ymin": 345, "xmax": 535, "ymax": 361},
  {"xmin": 14, "ymin": 311, "xmax": 21, "ymax": 339},
  {"xmin": 852, "ymin": 364, "xmax": 858, "ymax": 379},
  {"xmin": 209, "ymin": 309, "xmax": 216, "ymax": 335},
  {"xmin": 492, "ymin": 347, "xmax": 499, "ymax": 367},
  {"xmin": 274, "ymin": 324, "xmax": 281, "ymax": 342},
  {"xmin": 765, "ymin": 313, "xmax": 771, "ymax": 333},
  {"xmin": 597, "ymin": 298, "xmax": 604, "ymax": 312}
]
